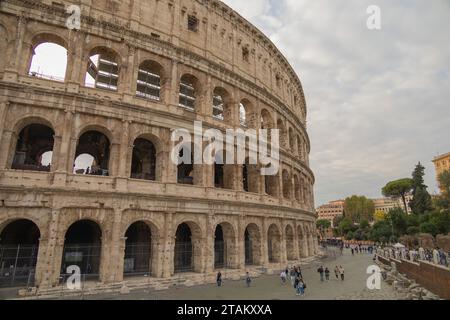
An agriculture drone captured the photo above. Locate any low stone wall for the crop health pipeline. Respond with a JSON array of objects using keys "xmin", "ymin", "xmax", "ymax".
[{"xmin": 378, "ymin": 255, "xmax": 450, "ymax": 299}]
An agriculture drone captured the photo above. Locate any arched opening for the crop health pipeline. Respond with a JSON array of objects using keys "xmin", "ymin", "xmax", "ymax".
[
  {"xmin": 174, "ymin": 222, "xmax": 201, "ymax": 273},
  {"xmin": 289, "ymin": 127, "xmax": 295, "ymax": 152},
  {"xmin": 260, "ymin": 109, "xmax": 273, "ymax": 130},
  {"xmin": 297, "ymin": 135, "xmax": 303, "ymax": 160},
  {"xmin": 123, "ymin": 222, "xmax": 152, "ymax": 277},
  {"xmin": 267, "ymin": 224, "xmax": 281, "ymax": 263},
  {"xmin": 244, "ymin": 224, "xmax": 261, "ymax": 266},
  {"xmin": 277, "ymin": 119, "xmax": 288, "ymax": 149},
  {"xmin": 214, "ymin": 223, "xmax": 236, "ymax": 270},
  {"xmin": 0, "ymin": 25, "xmax": 7, "ymax": 74},
  {"xmin": 212, "ymin": 87, "xmax": 233, "ymax": 123},
  {"xmin": 214, "ymin": 163, "xmax": 224, "ymax": 188},
  {"xmin": 298, "ymin": 226, "xmax": 306, "ymax": 258},
  {"xmin": 12, "ymin": 124, "xmax": 54, "ymax": 172},
  {"xmin": 294, "ymin": 174, "xmax": 301, "ymax": 201},
  {"xmin": 239, "ymin": 103, "xmax": 246, "ymax": 127},
  {"xmin": 282, "ymin": 169, "xmax": 292, "ymax": 199},
  {"xmin": 264, "ymin": 171, "xmax": 279, "ymax": 197},
  {"xmin": 179, "ymin": 74, "xmax": 200, "ymax": 111},
  {"xmin": 177, "ymin": 144, "xmax": 194, "ymax": 185},
  {"xmin": 240, "ymin": 99, "xmax": 256, "ymax": 128},
  {"xmin": 285, "ymin": 225, "xmax": 295, "ymax": 261},
  {"xmin": 0, "ymin": 219, "xmax": 40, "ymax": 288},
  {"xmin": 29, "ymin": 41, "xmax": 67, "ymax": 81},
  {"xmin": 243, "ymin": 158, "xmax": 259, "ymax": 193},
  {"xmin": 136, "ymin": 60, "xmax": 163, "ymax": 101},
  {"xmin": 214, "ymin": 153, "xmax": 234, "ymax": 189},
  {"xmin": 131, "ymin": 138, "xmax": 157, "ymax": 181},
  {"xmin": 60, "ymin": 220, "xmax": 102, "ymax": 281},
  {"xmin": 85, "ymin": 47, "xmax": 119, "ymax": 91},
  {"xmin": 74, "ymin": 131, "xmax": 110, "ymax": 176}
]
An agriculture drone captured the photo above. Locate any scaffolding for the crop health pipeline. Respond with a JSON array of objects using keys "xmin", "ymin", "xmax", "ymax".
[{"xmin": 0, "ymin": 244, "xmax": 38, "ymax": 288}]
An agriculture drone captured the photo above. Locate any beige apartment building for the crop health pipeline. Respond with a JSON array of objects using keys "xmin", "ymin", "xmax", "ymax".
[{"xmin": 433, "ymin": 152, "xmax": 450, "ymax": 193}]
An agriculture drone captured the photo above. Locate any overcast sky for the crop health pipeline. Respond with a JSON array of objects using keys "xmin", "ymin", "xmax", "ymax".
[{"xmin": 223, "ymin": 0, "xmax": 450, "ymax": 206}]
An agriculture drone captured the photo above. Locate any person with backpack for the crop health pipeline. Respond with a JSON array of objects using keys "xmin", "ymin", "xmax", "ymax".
[
  {"xmin": 317, "ymin": 265, "xmax": 325, "ymax": 282},
  {"xmin": 325, "ymin": 267, "xmax": 330, "ymax": 281}
]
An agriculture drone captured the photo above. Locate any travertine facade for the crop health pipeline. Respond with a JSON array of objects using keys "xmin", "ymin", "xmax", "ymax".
[{"xmin": 0, "ymin": 0, "xmax": 317, "ymax": 291}]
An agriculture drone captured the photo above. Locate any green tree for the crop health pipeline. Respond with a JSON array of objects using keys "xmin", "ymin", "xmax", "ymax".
[
  {"xmin": 338, "ymin": 217, "xmax": 355, "ymax": 236},
  {"xmin": 410, "ymin": 162, "xmax": 433, "ymax": 214},
  {"xmin": 369, "ymin": 220, "xmax": 392, "ymax": 242},
  {"xmin": 382, "ymin": 178, "xmax": 413, "ymax": 214},
  {"xmin": 316, "ymin": 219, "xmax": 331, "ymax": 238},
  {"xmin": 343, "ymin": 196, "xmax": 375, "ymax": 223},
  {"xmin": 386, "ymin": 208, "xmax": 408, "ymax": 237},
  {"xmin": 420, "ymin": 221, "xmax": 439, "ymax": 236}
]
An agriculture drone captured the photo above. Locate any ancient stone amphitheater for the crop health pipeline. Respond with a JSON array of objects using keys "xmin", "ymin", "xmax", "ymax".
[{"xmin": 0, "ymin": 0, "xmax": 317, "ymax": 294}]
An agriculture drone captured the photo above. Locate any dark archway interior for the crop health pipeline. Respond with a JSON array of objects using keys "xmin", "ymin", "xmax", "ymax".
[
  {"xmin": 243, "ymin": 164, "xmax": 249, "ymax": 192},
  {"xmin": 174, "ymin": 223, "xmax": 193, "ymax": 273},
  {"xmin": 0, "ymin": 220, "xmax": 41, "ymax": 288},
  {"xmin": 245, "ymin": 224, "xmax": 261, "ymax": 266},
  {"xmin": 12, "ymin": 124, "xmax": 54, "ymax": 171},
  {"xmin": 177, "ymin": 146, "xmax": 194, "ymax": 185},
  {"xmin": 75, "ymin": 131, "xmax": 110, "ymax": 176},
  {"xmin": 61, "ymin": 220, "xmax": 102, "ymax": 278},
  {"xmin": 214, "ymin": 225, "xmax": 225, "ymax": 269},
  {"xmin": 214, "ymin": 163, "xmax": 224, "ymax": 188},
  {"xmin": 131, "ymin": 138, "xmax": 156, "ymax": 180},
  {"xmin": 124, "ymin": 222, "xmax": 152, "ymax": 276}
]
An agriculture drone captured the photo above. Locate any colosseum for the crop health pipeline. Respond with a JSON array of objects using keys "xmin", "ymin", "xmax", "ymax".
[{"xmin": 0, "ymin": 0, "xmax": 317, "ymax": 294}]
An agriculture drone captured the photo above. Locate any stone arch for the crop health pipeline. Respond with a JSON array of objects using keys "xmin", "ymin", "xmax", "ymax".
[
  {"xmin": 212, "ymin": 86, "xmax": 233, "ymax": 123},
  {"xmin": 136, "ymin": 59, "xmax": 166, "ymax": 101},
  {"xmin": 239, "ymin": 98, "xmax": 256, "ymax": 128},
  {"xmin": 214, "ymin": 150, "xmax": 234, "ymax": 190},
  {"xmin": 267, "ymin": 224, "xmax": 281, "ymax": 263},
  {"xmin": 277, "ymin": 118, "xmax": 288, "ymax": 148},
  {"xmin": 74, "ymin": 128, "xmax": 112, "ymax": 176},
  {"xmin": 282, "ymin": 169, "xmax": 292, "ymax": 199},
  {"xmin": 285, "ymin": 224, "xmax": 295, "ymax": 261},
  {"xmin": 244, "ymin": 223, "xmax": 262, "ymax": 266},
  {"xmin": 27, "ymin": 32, "xmax": 68, "ymax": 81},
  {"xmin": 260, "ymin": 108, "xmax": 274, "ymax": 130},
  {"xmin": 8, "ymin": 116, "xmax": 56, "ymax": 171},
  {"xmin": 85, "ymin": 46, "xmax": 121, "ymax": 91},
  {"xmin": 213, "ymin": 221, "xmax": 237, "ymax": 269},
  {"xmin": 294, "ymin": 174, "xmax": 301, "ymax": 201},
  {"xmin": 288, "ymin": 127, "xmax": 296, "ymax": 152},
  {"xmin": 60, "ymin": 219, "xmax": 103, "ymax": 281},
  {"xmin": 174, "ymin": 221, "xmax": 203, "ymax": 273},
  {"xmin": 0, "ymin": 219, "xmax": 41, "ymax": 287},
  {"xmin": 122, "ymin": 220, "xmax": 160, "ymax": 278},
  {"xmin": 179, "ymin": 73, "xmax": 202, "ymax": 111},
  {"xmin": 297, "ymin": 225, "xmax": 307, "ymax": 258},
  {"xmin": 130, "ymin": 137, "xmax": 158, "ymax": 181},
  {"xmin": 242, "ymin": 157, "xmax": 259, "ymax": 193}
]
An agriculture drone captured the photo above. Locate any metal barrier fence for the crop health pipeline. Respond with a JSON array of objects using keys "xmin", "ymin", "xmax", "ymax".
[{"xmin": 0, "ymin": 245, "xmax": 38, "ymax": 288}]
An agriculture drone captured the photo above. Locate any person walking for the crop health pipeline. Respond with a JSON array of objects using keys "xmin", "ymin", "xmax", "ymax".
[
  {"xmin": 317, "ymin": 265, "xmax": 324, "ymax": 282},
  {"xmin": 280, "ymin": 270, "xmax": 287, "ymax": 284},
  {"xmin": 245, "ymin": 272, "xmax": 252, "ymax": 287},
  {"xmin": 294, "ymin": 276, "xmax": 300, "ymax": 295},
  {"xmin": 334, "ymin": 266, "xmax": 339, "ymax": 280},
  {"xmin": 325, "ymin": 267, "xmax": 330, "ymax": 281},
  {"xmin": 217, "ymin": 271, "xmax": 222, "ymax": 287},
  {"xmin": 290, "ymin": 268, "xmax": 296, "ymax": 287},
  {"xmin": 298, "ymin": 278, "xmax": 306, "ymax": 296},
  {"xmin": 339, "ymin": 265, "xmax": 345, "ymax": 281}
]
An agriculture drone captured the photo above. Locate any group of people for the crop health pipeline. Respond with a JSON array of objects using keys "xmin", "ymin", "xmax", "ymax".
[
  {"xmin": 317, "ymin": 265, "xmax": 345, "ymax": 282},
  {"xmin": 216, "ymin": 271, "xmax": 253, "ymax": 287},
  {"xmin": 280, "ymin": 266, "xmax": 307, "ymax": 296},
  {"xmin": 376, "ymin": 245, "xmax": 449, "ymax": 268},
  {"xmin": 349, "ymin": 244, "xmax": 374, "ymax": 255}
]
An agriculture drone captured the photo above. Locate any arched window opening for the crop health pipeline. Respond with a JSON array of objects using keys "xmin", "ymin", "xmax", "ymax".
[
  {"xmin": 289, "ymin": 128, "xmax": 295, "ymax": 152},
  {"xmin": 294, "ymin": 175, "xmax": 301, "ymax": 201},
  {"xmin": 174, "ymin": 223, "xmax": 193, "ymax": 273},
  {"xmin": 0, "ymin": 220, "xmax": 40, "ymax": 288},
  {"xmin": 60, "ymin": 220, "xmax": 102, "ymax": 281},
  {"xmin": 179, "ymin": 75, "xmax": 198, "ymax": 111},
  {"xmin": 29, "ymin": 42, "xmax": 67, "ymax": 81},
  {"xmin": 239, "ymin": 103, "xmax": 247, "ymax": 126},
  {"xmin": 12, "ymin": 124, "xmax": 54, "ymax": 172},
  {"xmin": 214, "ymin": 225, "xmax": 225, "ymax": 269},
  {"xmin": 136, "ymin": 61, "xmax": 162, "ymax": 101},
  {"xmin": 124, "ymin": 222, "xmax": 152, "ymax": 277},
  {"xmin": 282, "ymin": 170, "xmax": 292, "ymax": 199},
  {"xmin": 177, "ymin": 144, "xmax": 194, "ymax": 185},
  {"xmin": 245, "ymin": 224, "xmax": 261, "ymax": 266},
  {"xmin": 86, "ymin": 48, "xmax": 119, "ymax": 91},
  {"xmin": 131, "ymin": 138, "xmax": 156, "ymax": 181},
  {"xmin": 285, "ymin": 225, "xmax": 295, "ymax": 261},
  {"xmin": 267, "ymin": 225, "xmax": 281, "ymax": 263},
  {"xmin": 74, "ymin": 131, "xmax": 110, "ymax": 176},
  {"xmin": 213, "ymin": 93, "xmax": 224, "ymax": 121}
]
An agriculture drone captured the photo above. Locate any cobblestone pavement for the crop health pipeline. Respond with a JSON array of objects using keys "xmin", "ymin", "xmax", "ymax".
[{"xmin": 55, "ymin": 249, "xmax": 408, "ymax": 300}]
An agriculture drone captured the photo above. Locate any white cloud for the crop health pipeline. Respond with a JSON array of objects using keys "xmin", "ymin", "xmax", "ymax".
[{"xmin": 223, "ymin": 0, "xmax": 450, "ymax": 205}]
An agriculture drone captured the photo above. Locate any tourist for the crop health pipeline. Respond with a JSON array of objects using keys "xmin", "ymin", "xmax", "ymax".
[
  {"xmin": 317, "ymin": 265, "xmax": 324, "ymax": 282},
  {"xmin": 351, "ymin": 247, "xmax": 354, "ymax": 256},
  {"xmin": 334, "ymin": 266, "xmax": 339, "ymax": 280},
  {"xmin": 290, "ymin": 268, "xmax": 296, "ymax": 287},
  {"xmin": 217, "ymin": 271, "xmax": 222, "ymax": 287},
  {"xmin": 325, "ymin": 267, "xmax": 330, "ymax": 281},
  {"xmin": 339, "ymin": 265, "xmax": 345, "ymax": 281},
  {"xmin": 297, "ymin": 266, "xmax": 303, "ymax": 279},
  {"xmin": 298, "ymin": 278, "xmax": 306, "ymax": 296},
  {"xmin": 280, "ymin": 270, "xmax": 287, "ymax": 284},
  {"xmin": 245, "ymin": 272, "xmax": 252, "ymax": 287}
]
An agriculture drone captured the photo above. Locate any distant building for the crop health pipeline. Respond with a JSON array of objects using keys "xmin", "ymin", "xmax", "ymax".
[
  {"xmin": 317, "ymin": 200, "xmax": 345, "ymax": 227},
  {"xmin": 372, "ymin": 194, "xmax": 413, "ymax": 215},
  {"xmin": 432, "ymin": 152, "xmax": 450, "ymax": 193}
]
